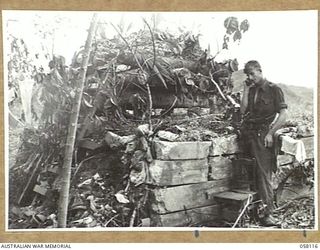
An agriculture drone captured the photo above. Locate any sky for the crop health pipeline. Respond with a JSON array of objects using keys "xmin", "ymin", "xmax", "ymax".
[{"xmin": 2, "ymin": 10, "xmax": 318, "ymax": 88}]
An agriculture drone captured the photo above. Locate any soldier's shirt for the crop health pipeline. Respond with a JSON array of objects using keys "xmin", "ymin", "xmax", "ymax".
[{"xmin": 247, "ymin": 79, "xmax": 288, "ymax": 120}]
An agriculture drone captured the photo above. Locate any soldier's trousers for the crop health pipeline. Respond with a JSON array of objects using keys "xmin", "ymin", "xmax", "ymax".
[{"xmin": 241, "ymin": 127, "xmax": 276, "ymax": 215}]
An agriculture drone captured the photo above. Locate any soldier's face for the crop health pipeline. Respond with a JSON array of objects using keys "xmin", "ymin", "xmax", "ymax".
[{"xmin": 246, "ymin": 68, "xmax": 263, "ymax": 86}]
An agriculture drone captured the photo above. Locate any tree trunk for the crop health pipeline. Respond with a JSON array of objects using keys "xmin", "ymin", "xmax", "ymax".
[
  {"xmin": 57, "ymin": 14, "xmax": 98, "ymax": 228},
  {"xmin": 116, "ymin": 53, "xmax": 200, "ymax": 73}
]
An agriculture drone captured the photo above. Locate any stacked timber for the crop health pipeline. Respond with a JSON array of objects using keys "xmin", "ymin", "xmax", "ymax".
[
  {"xmin": 208, "ymin": 134, "xmax": 241, "ymax": 181},
  {"xmin": 146, "ymin": 134, "xmax": 314, "ymax": 227},
  {"xmin": 147, "ymin": 136, "xmax": 241, "ymax": 227}
]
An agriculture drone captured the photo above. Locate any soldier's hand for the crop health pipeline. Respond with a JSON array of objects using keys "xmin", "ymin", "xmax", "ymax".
[
  {"xmin": 264, "ymin": 133, "xmax": 273, "ymax": 148},
  {"xmin": 244, "ymin": 79, "xmax": 254, "ymax": 89}
]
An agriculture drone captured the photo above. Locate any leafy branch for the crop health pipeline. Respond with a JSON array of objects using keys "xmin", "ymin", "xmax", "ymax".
[{"xmin": 111, "ymin": 22, "xmax": 153, "ymax": 130}]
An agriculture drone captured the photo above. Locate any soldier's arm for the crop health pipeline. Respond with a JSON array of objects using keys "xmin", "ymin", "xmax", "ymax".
[
  {"xmin": 268, "ymin": 108, "xmax": 287, "ymax": 135},
  {"xmin": 264, "ymin": 83, "xmax": 288, "ymax": 147},
  {"xmin": 240, "ymin": 81, "xmax": 252, "ymax": 114},
  {"xmin": 264, "ymin": 108, "xmax": 287, "ymax": 148}
]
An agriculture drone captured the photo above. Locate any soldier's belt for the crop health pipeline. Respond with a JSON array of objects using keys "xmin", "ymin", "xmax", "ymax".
[{"xmin": 243, "ymin": 122, "xmax": 269, "ymax": 131}]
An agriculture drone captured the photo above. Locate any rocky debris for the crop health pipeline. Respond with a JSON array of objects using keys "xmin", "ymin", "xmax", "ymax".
[
  {"xmin": 274, "ymin": 195, "xmax": 315, "ymax": 229},
  {"xmin": 9, "ymin": 121, "xmax": 315, "ymax": 229},
  {"xmin": 105, "ymin": 132, "xmax": 136, "ymax": 149},
  {"xmin": 156, "ymin": 131, "xmax": 179, "ymax": 142},
  {"xmin": 153, "ymin": 113, "xmax": 233, "ymax": 142}
]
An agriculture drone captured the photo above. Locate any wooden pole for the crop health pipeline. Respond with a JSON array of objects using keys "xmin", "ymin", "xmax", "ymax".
[{"xmin": 57, "ymin": 14, "xmax": 98, "ymax": 228}]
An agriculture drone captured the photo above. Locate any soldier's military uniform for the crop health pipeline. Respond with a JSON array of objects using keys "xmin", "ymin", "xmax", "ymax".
[{"xmin": 241, "ymin": 79, "xmax": 287, "ymax": 215}]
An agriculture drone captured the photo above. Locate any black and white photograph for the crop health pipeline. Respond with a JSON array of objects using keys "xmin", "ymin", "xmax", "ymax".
[{"xmin": 3, "ymin": 10, "xmax": 318, "ymax": 230}]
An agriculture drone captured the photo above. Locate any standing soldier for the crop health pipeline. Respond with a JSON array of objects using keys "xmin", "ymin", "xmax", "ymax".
[{"xmin": 240, "ymin": 60, "xmax": 287, "ymax": 226}]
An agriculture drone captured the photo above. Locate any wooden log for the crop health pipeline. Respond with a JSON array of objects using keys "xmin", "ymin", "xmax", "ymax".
[
  {"xmin": 210, "ymin": 135, "xmax": 241, "ymax": 156},
  {"xmin": 147, "ymin": 159, "xmax": 208, "ymax": 186},
  {"xmin": 150, "ymin": 92, "xmax": 209, "ymax": 108},
  {"xmin": 150, "ymin": 178, "xmax": 230, "ymax": 214},
  {"xmin": 117, "ymin": 53, "xmax": 199, "ymax": 73},
  {"xmin": 120, "ymin": 90, "xmax": 211, "ymax": 109},
  {"xmin": 150, "ymin": 204, "xmax": 220, "ymax": 227},
  {"xmin": 208, "ymin": 156, "xmax": 233, "ymax": 180},
  {"xmin": 152, "ymin": 140, "xmax": 212, "ymax": 160},
  {"xmin": 301, "ymin": 136, "xmax": 314, "ymax": 159},
  {"xmin": 78, "ymin": 139, "xmax": 104, "ymax": 150}
]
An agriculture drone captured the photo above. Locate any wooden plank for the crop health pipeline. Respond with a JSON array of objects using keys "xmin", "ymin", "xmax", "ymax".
[
  {"xmin": 232, "ymin": 189, "xmax": 258, "ymax": 194},
  {"xmin": 208, "ymin": 156, "xmax": 233, "ymax": 180},
  {"xmin": 301, "ymin": 136, "xmax": 314, "ymax": 159},
  {"xmin": 209, "ymin": 135, "xmax": 241, "ymax": 156},
  {"xmin": 152, "ymin": 140, "xmax": 211, "ymax": 160},
  {"xmin": 213, "ymin": 191, "xmax": 256, "ymax": 202},
  {"xmin": 277, "ymin": 154, "xmax": 294, "ymax": 166},
  {"xmin": 147, "ymin": 159, "xmax": 208, "ymax": 186},
  {"xmin": 150, "ymin": 179, "xmax": 231, "ymax": 214},
  {"xmin": 150, "ymin": 204, "xmax": 220, "ymax": 227}
]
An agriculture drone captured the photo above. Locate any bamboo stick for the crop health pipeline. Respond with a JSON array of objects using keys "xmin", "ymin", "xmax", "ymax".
[{"xmin": 57, "ymin": 13, "xmax": 98, "ymax": 228}]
